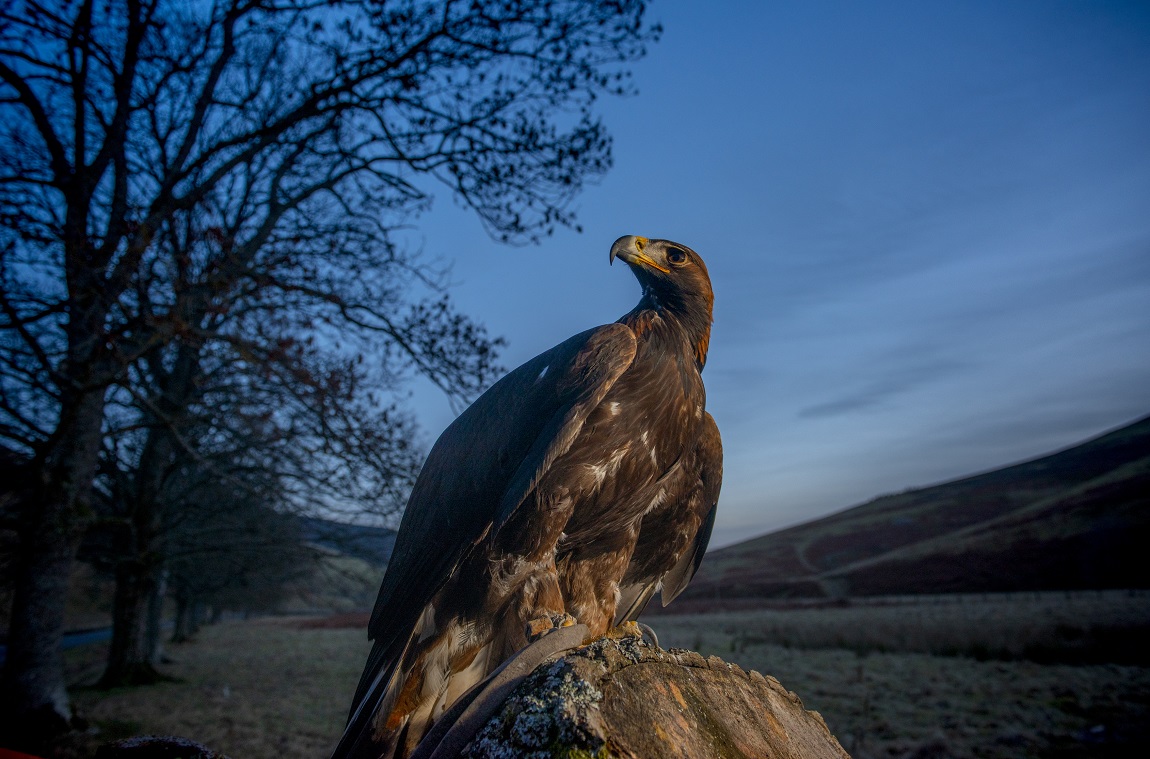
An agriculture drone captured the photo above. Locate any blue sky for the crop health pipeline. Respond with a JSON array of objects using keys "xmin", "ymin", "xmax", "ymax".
[{"xmin": 403, "ymin": 1, "xmax": 1150, "ymax": 548}]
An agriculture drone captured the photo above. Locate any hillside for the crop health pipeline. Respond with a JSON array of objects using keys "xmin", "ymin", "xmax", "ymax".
[
  {"xmin": 299, "ymin": 516, "xmax": 396, "ymax": 567},
  {"xmin": 683, "ymin": 414, "xmax": 1150, "ymax": 601}
]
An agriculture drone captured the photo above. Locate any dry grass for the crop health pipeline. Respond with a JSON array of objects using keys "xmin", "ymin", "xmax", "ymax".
[
  {"xmin": 650, "ymin": 593, "xmax": 1150, "ymax": 758},
  {"xmin": 58, "ymin": 595, "xmax": 1150, "ymax": 759},
  {"xmin": 653, "ymin": 590, "xmax": 1150, "ymax": 663},
  {"xmin": 66, "ymin": 618, "xmax": 370, "ymax": 759}
]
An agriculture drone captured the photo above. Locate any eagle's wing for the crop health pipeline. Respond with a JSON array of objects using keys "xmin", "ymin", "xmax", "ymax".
[
  {"xmin": 347, "ymin": 324, "xmax": 637, "ymax": 722},
  {"xmin": 615, "ymin": 411, "xmax": 722, "ymax": 623}
]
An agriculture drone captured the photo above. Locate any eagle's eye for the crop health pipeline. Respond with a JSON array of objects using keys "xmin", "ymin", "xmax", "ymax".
[{"xmin": 666, "ymin": 247, "xmax": 688, "ymax": 266}]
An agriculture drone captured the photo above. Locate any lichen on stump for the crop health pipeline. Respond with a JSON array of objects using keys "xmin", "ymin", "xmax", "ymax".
[{"xmin": 454, "ymin": 628, "xmax": 849, "ymax": 759}]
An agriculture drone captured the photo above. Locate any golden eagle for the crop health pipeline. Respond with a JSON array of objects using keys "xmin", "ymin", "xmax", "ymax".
[{"xmin": 334, "ymin": 236, "xmax": 722, "ymax": 758}]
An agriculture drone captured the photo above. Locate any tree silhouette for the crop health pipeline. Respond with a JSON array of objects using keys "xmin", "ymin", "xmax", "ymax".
[
  {"xmin": 91, "ymin": 302, "xmax": 427, "ymax": 687},
  {"xmin": 0, "ymin": 0, "xmax": 656, "ymax": 743}
]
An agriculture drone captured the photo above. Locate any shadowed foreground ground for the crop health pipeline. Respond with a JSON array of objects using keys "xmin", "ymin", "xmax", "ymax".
[{"xmin": 57, "ymin": 608, "xmax": 1150, "ymax": 759}]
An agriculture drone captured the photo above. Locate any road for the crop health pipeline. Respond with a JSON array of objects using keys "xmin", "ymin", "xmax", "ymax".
[{"xmin": 0, "ymin": 626, "xmax": 112, "ymax": 666}]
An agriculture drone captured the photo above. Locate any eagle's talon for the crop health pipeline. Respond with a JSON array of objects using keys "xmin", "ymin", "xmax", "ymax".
[
  {"xmin": 604, "ymin": 620, "xmax": 657, "ymax": 645},
  {"xmin": 525, "ymin": 613, "xmax": 578, "ymax": 641},
  {"xmin": 608, "ymin": 620, "xmax": 643, "ymax": 639},
  {"xmin": 638, "ymin": 622, "xmax": 659, "ymax": 648}
]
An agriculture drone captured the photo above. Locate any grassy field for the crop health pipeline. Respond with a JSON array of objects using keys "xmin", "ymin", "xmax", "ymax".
[
  {"xmin": 650, "ymin": 595, "xmax": 1150, "ymax": 758},
  {"xmin": 57, "ymin": 593, "xmax": 1150, "ymax": 759},
  {"xmin": 651, "ymin": 590, "xmax": 1150, "ymax": 663},
  {"xmin": 63, "ymin": 619, "xmax": 370, "ymax": 759}
]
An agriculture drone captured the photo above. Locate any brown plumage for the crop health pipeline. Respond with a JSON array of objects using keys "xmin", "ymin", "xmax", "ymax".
[{"xmin": 333, "ymin": 236, "xmax": 722, "ymax": 759}]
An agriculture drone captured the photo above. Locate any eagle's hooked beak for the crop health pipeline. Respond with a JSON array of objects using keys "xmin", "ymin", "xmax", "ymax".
[{"xmin": 610, "ymin": 235, "xmax": 667, "ymax": 273}]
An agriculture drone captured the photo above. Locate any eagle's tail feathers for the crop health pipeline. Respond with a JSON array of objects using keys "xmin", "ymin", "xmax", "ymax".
[
  {"xmin": 346, "ymin": 626, "xmax": 496, "ymax": 759},
  {"xmin": 332, "ymin": 620, "xmax": 425, "ymax": 759},
  {"xmin": 614, "ymin": 581, "xmax": 659, "ymax": 625}
]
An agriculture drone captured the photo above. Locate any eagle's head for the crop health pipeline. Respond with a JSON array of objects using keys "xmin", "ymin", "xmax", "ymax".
[{"xmin": 610, "ymin": 235, "xmax": 714, "ymax": 366}]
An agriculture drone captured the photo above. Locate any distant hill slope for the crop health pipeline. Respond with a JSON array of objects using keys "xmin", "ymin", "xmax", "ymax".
[
  {"xmin": 299, "ymin": 516, "xmax": 396, "ymax": 568},
  {"xmin": 684, "ymin": 414, "xmax": 1150, "ymax": 600}
]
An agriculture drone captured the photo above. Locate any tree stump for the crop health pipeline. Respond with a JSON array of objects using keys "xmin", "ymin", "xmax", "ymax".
[{"xmin": 412, "ymin": 625, "xmax": 850, "ymax": 759}]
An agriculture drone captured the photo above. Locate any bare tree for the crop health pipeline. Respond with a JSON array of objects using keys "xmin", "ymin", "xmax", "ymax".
[
  {"xmin": 0, "ymin": 0, "xmax": 656, "ymax": 742},
  {"xmin": 150, "ymin": 458, "xmax": 312, "ymax": 649},
  {"xmin": 94, "ymin": 303, "xmax": 428, "ymax": 687}
]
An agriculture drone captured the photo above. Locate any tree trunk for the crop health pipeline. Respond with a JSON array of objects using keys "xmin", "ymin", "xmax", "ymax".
[
  {"xmin": 99, "ymin": 559, "xmax": 164, "ymax": 686},
  {"xmin": 1, "ymin": 522, "xmax": 85, "ymax": 740},
  {"xmin": 101, "ymin": 387, "xmax": 185, "ymax": 685},
  {"xmin": 0, "ymin": 387, "xmax": 106, "ymax": 750},
  {"xmin": 146, "ymin": 567, "xmax": 168, "ymax": 666},
  {"xmin": 189, "ymin": 601, "xmax": 204, "ymax": 636},
  {"xmin": 171, "ymin": 591, "xmax": 192, "ymax": 644}
]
